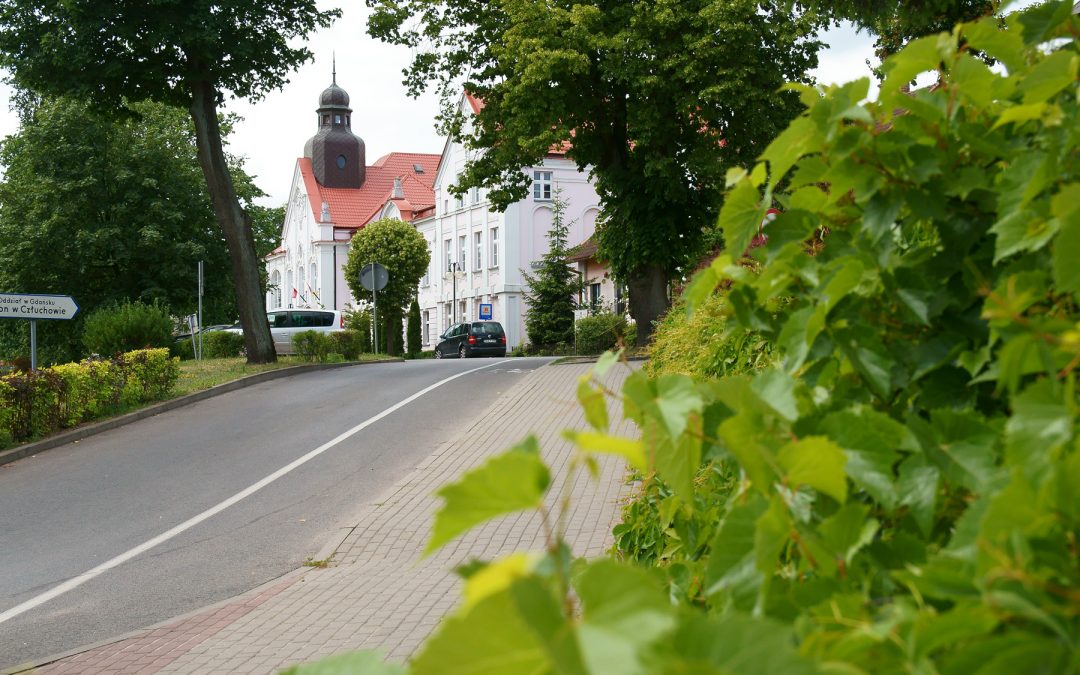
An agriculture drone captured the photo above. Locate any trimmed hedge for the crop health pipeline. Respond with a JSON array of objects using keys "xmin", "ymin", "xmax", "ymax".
[
  {"xmin": 83, "ymin": 300, "xmax": 173, "ymax": 355},
  {"xmin": 293, "ymin": 330, "xmax": 333, "ymax": 362},
  {"xmin": 0, "ymin": 348, "xmax": 179, "ymax": 443}
]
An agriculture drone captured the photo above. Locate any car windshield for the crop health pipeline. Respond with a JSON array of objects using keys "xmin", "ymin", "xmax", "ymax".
[{"xmin": 470, "ymin": 322, "xmax": 503, "ymax": 336}]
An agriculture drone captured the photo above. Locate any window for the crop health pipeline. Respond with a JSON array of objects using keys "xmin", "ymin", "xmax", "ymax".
[
  {"xmin": 269, "ymin": 312, "xmax": 289, "ymax": 328},
  {"xmin": 270, "ymin": 270, "xmax": 281, "ymax": 309},
  {"xmin": 422, "ymin": 241, "xmax": 432, "ymax": 286},
  {"xmin": 615, "ymin": 285, "xmax": 626, "ymax": 316},
  {"xmin": 334, "ymin": 114, "xmax": 342, "ymax": 124},
  {"xmin": 445, "ymin": 239, "xmax": 453, "ymax": 271},
  {"xmin": 470, "ymin": 187, "xmax": 479, "ymax": 204},
  {"xmin": 422, "ymin": 311, "xmax": 430, "ymax": 345},
  {"xmin": 298, "ymin": 267, "xmax": 306, "ymax": 306},
  {"xmin": 336, "ymin": 155, "xmax": 346, "ymax": 169},
  {"xmin": 310, "ymin": 263, "xmax": 317, "ymax": 297},
  {"xmin": 445, "ymin": 303, "xmax": 453, "ymax": 327},
  {"xmin": 322, "ymin": 114, "xmax": 329, "ymax": 125},
  {"xmin": 533, "ymin": 171, "xmax": 552, "ymax": 200},
  {"xmin": 459, "ymin": 235, "xmax": 466, "ymax": 270},
  {"xmin": 490, "ymin": 228, "xmax": 499, "ymax": 268},
  {"xmin": 474, "ymin": 232, "xmax": 483, "ymax": 270},
  {"xmin": 589, "ymin": 282, "xmax": 601, "ymax": 309},
  {"xmin": 455, "ymin": 192, "xmax": 463, "ymax": 210},
  {"xmin": 474, "ymin": 298, "xmax": 482, "ymax": 320},
  {"xmin": 460, "ymin": 300, "xmax": 467, "ymax": 322}
]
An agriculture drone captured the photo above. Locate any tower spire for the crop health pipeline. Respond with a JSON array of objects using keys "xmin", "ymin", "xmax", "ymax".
[{"xmin": 332, "ymin": 52, "xmax": 336, "ymax": 84}]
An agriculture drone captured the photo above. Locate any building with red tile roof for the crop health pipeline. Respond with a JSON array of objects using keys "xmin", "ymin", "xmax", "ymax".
[{"xmin": 264, "ymin": 75, "xmax": 439, "ymax": 312}]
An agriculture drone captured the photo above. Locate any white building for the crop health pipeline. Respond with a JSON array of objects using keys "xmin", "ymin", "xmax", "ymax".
[
  {"xmin": 266, "ymin": 82, "xmax": 614, "ymax": 351},
  {"xmin": 403, "ymin": 93, "xmax": 611, "ymax": 350}
]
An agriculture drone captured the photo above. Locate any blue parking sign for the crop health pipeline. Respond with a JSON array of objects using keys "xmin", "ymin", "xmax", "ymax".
[{"xmin": 479, "ymin": 303, "xmax": 493, "ymax": 320}]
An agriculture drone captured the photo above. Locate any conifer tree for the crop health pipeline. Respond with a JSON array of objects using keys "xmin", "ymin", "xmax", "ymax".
[
  {"xmin": 523, "ymin": 189, "xmax": 582, "ymax": 351},
  {"xmin": 407, "ymin": 299, "xmax": 422, "ymax": 356}
]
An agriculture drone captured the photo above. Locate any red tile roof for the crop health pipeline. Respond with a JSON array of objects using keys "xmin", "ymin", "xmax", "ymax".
[{"xmin": 299, "ymin": 152, "xmax": 440, "ymax": 230}]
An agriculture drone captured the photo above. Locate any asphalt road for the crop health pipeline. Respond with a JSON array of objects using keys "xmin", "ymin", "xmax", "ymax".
[{"xmin": 0, "ymin": 357, "xmax": 550, "ymax": 669}]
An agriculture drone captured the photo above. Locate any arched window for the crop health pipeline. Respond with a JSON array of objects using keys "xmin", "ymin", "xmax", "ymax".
[
  {"xmin": 298, "ymin": 266, "xmax": 306, "ymax": 307},
  {"xmin": 286, "ymin": 269, "xmax": 294, "ymax": 307},
  {"xmin": 310, "ymin": 263, "xmax": 317, "ymax": 303},
  {"xmin": 270, "ymin": 270, "xmax": 281, "ymax": 309}
]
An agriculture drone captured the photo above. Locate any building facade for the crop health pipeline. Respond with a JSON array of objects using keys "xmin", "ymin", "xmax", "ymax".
[{"xmin": 406, "ymin": 94, "xmax": 612, "ymax": 350}]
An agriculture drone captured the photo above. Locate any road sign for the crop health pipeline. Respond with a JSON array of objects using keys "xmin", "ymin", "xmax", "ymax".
[
  {"xmin": 359, "ymin": 263, "xmax": 389, "ymax": 292},
  {"xmin": 479, "ymin": 303, "xmax": 493, "ymax": 320},
  {"xmin": 0, "ymin": 293, "xmax": 80, "ymax": 321}
]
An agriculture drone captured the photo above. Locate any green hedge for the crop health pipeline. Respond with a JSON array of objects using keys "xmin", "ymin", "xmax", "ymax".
[
  {"xmin": 574, "ymin": 313, "xmax": 633, "ymax": 355},
  {"xmin": 83, "ymin": 300, "xmax": 173, "ymax": 355},
  {"xmin": 293, "ymin": 330, "xmax": 333, "ymax": 362},
  {"xmin": 0, "ymin": 348, "xmax": 179, "ymax": 443},
  {"xmin": 203, "ymin": 331, "xmax": 245, "ymax": 358}
]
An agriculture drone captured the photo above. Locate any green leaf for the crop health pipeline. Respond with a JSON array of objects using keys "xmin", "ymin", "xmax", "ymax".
[
  {"xmin": 718, "ymin": 178, "xmax": 770, "ymax": 259},
  {"xmin": 897, "ymin": 458, "xmax": 939, "ymax": 536},
  {"xmin": 1016, "ymin": 0, "xmax": 1075, "ymax": 46},
  {"xmin": 992, "ymin": 102, "xmax": 1056, "ymax": 130},
  {"xmin": 718, "ymin": 410, "xmax": 779, "ymax": 494},
  {"xmin": 931, "ymin": 410, "xmax": 1000, "ymax": 489},
  {"xmin": 426, "ymin": 437, "xmax": 551, "ymax": 555},
  {"xmin": 509, "ymin": 577, "xmax": 587, "ymax": 675},
  {"xmin": 685, "ymin": 253, "xmax": 735, "ymax": 316},
  {"xmin": 914, "ymin": 604, "xmax": 999, "ymax": 661},
  {"xmin": 880, "ymin": 34, "xmax": 953, "ymax": 109},
  {"xmin": 624, "ymin": 373, "xmax": 703, "ymax": 440},
  {"xmin": 819, "ymin": 502, "xmax": 878, "ymax": 566},
  {"xmin": 576, "ymin": 560, "xmax": 676, "ymax": 675},
  {"xmin": 653, "ymin": 414, "xmax": 703, "ymax": 500},
  {"xmin": 593, "ymin": 349, "xmax": 622, "ymax": 378},
  {"xmin": 777, "ymin": 436, "xmax": 848, "ymax": 503},
  {"xmin": 577, "ymin": 375, "xmax": 608, "ymax": 432},
  {"xmin": 565, "ymin": 430, "xmax": 647, "ymax": 473},
  {"xmin": 1020, "ymin": 50, "xmax": 1079, "ymax": 104},
  {"xmin": 1005, "ymin": 379, "xmax": 1072, "ymax": 475},
  {"xmin": 1051, "ymin": 183, "xmax": 1080, "ymax": 295},
  {"xmin": 644, "ymin": 612, "xmax": 817, "ymax": 675},
  {"xmin": 750, "ymin": 368, "xmax": 801, "ymax": 422},
  {"xmin": 963, "ymin": 16, "xmax": 1025, "ymax": 73},
  {"xmin": 838, "ymin": 333, "xmax": 896, "ymax": 400},
  {"xmin": 821, "ymin": 407, "xmax": 912, "ymax": 509},
  {"xmin": 704, "ymin": 494, "xmax": 767, "ymax": 607},
  {"xmin": 990, "ymin": 208, "xmax": 1057, "ymax": 262},
  {"xmin": 755, "ymin": 496, "xmax": 793, "ymax": 573},
  {"xmin": 761, "ymin": 115, "xmax": 821, "ymax": 185},
  {"xmin": 411, "ymin": 587, "xmax": 547, "ymax": 675},
  {"xmin": 280, "ymin": 650, "xmax": 405, "ymax": 675}
]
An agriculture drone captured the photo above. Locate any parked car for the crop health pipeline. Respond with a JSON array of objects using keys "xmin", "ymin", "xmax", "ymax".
[
  {"xmin": 224, "ymin": 309, "xmax": 344, "ymax": 355},
  {"xmin": 435, "ymin": 321, "xmax": 507, "ymax": 358}
]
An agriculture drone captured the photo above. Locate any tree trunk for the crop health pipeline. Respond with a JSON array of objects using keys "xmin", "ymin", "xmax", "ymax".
[
  {"xmin": 188, "ymin": 79, "xmax": 275, "ymax": 364},
  {"xmin": 627, "ymin": 263, "xmax": 668, "ymax": 348}
]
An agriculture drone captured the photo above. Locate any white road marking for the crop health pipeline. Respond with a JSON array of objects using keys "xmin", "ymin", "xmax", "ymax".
[{"xmin": 0, "ymin": 360, "xmax": 511, "ymax": 626}]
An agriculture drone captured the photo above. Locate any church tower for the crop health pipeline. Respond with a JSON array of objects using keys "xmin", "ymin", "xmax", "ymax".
[{"xmin": 303, "ymin": 64, "xmax": 365, "ymax": 188}]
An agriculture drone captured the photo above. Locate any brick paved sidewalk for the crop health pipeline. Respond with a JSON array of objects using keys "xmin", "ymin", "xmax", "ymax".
[{"xmin": 31, "ymin": 360, "xmax": 637, "ymax": 675}]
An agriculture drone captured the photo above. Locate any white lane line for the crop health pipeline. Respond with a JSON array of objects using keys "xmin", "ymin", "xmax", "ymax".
[{"xmin": 0, "ymin": 360, "xmax": 512, "ymax": 626}]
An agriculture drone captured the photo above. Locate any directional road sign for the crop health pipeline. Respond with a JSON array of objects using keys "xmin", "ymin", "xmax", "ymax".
[{"xmin": 0, "ymin": 293, "xmax": 80, "ymax": 321}]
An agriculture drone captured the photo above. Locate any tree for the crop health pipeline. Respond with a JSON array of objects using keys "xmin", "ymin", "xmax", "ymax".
[
  {"xmin": 802, "ymin": 0, "xmax": 994, "ymax": 72},
  {"xmin": 0, "ymin": 0, "xmax": 339, "ymax": 363},
  {"xmin": 342, "ymin": 218, "xmax": 430, "ymax": 357},
  {"xmin": 367, "ymin": 0, "xmax": 822, "ymax": 345},
  {"xmin": 407, "ymin": 299, "xmax": 422, "ymax": 357},
  {"xmin": 522, "ymin": 189, "xmax": 581, "ymax": 351},
  {"xmin": 0, "ymin": 96, "xmax": 263, "ymax": 364}
]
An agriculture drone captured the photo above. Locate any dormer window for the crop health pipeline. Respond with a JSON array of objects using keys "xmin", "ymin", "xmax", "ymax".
[
  {"xmin": 322, "ymin": 114, "xmax": 330, "ymax": 125},
  {"xmin": 334, "ymin": 114, "xmax": 342, "ymax": 124}
]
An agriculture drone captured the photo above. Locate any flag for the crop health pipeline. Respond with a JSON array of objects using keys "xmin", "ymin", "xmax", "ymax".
[
  {"xmin": 307, "ymin": 283, "xmax": 320, "ymax": 302},
  {"xmin": 292, "ymin": 287, "xmax": 298, "ymax": 299}
]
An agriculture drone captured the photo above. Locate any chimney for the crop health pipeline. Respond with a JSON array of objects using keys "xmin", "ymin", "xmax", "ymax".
[
  {"xmin": 320, "ymin": 201, "xmax": 331, "ymax": 222},
  {"xmin": 392, "ymin": 177, "xmax": 405, "ymax": 199}
]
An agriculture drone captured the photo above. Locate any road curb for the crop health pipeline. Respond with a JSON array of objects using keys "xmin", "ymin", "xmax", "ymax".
[{"xmin": 0, "ymin": 359, "xmax": 398, "ymax": 467}]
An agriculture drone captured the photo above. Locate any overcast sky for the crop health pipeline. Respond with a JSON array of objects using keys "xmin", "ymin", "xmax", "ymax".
[{"xmin": 0, "ymin": 2, "xmax": 883, "ymax": 207}]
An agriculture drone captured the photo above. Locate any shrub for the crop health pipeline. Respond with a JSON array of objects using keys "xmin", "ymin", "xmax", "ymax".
[
  {"xmin": 82, "ymin": 300, "xmax": 173, "ymax": 356},
  {"xmin": 407, "ymin": 299, "xmax": 422, "ymax": 356},
  {"xmin": 343, "ymin": 309, "xmax": 373, "ymax": 353},
  {"xmin": 0, "ymin": 348, "xmax": 178, "ymax": 442},
  {"xmin": 202, "ymin": 331, "xmax": 245, "ymax": 358},
  {"xmin": 329, "ymin": 330, "xmax": 363, "ymax": 360},
  {"xmin": 292, "ymin": 330, "xmax": 332, "ymax": 362},
  {"xmin": 646, "ymin": 293, "xmax": 773, "ymax": 379},
  {"xmin": 170, "ymin": 338, "xmax": 195, "ymax": 360},
  {"xmin": 574, "ymin": 312, "xmax": 628, "ymax": 355}
]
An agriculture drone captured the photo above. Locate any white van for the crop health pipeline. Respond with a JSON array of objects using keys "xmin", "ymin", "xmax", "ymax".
[{"xmin": 226, "ymin": 309, "xmax": 344, "ymax": 355}]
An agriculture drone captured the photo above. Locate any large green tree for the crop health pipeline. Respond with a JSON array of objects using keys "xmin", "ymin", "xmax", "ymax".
[
  {"xmin": 367, "ymin": 0, "xmax": 822, "ymax": 345},
  {"xmin": 0, "ymin": 0, "xmax": 339, "ymax": 363},
  {"xmin": 343, "ymin": 218, "xmax": 430, "ymax": 356},
  {"xmin": 0, "ymin": 97, "xmax": 265, "ymax": 364}
]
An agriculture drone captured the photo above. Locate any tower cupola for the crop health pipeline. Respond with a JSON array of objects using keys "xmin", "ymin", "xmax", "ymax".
[{"xmin": 303, "ymin": 62, "xmax": 365, "ymax": 188}]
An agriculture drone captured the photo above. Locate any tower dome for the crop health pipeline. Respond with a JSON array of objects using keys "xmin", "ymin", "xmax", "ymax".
[{"xmin": 304, "ymin": 65, "xmax": 365, "ymax": 189}]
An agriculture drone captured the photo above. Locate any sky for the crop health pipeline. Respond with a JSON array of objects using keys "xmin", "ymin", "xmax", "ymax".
[{"xmin": 0, "ymin": 2, "xmax": 883, "ymax": 207}]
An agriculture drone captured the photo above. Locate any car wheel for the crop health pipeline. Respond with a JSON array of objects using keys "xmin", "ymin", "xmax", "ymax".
[
  {"xmin": 459, "ymin": 345, "xmax": 468, "ymax": 359},
  {"xmin": 435, "ymin": 348, "xmax": 443, "ymax": 359}
]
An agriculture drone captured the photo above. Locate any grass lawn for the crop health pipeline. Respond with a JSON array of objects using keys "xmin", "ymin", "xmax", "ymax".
[{"xmin": 172, "ymin": 354, "xmax": 396, "ymax": 397}]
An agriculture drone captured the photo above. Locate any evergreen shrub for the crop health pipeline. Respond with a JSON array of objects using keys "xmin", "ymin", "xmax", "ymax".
[
  {"xmin": 407, "ymin": 299, "xmax": 422, "ymax": 356},
  {"xmin": 82, "ymin": 300, "xmax": 173, "ymax": 356},
  {"xmin": 292, "ymin": 330, "xmax": 332, "ymax": 362},
  {"xmin": 202, "ymin": 331, "xmax": 245, "ymax": 358},
  {"xmin": 329, "ymin": 330, "xmax": 364, "ymax": 360}
]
